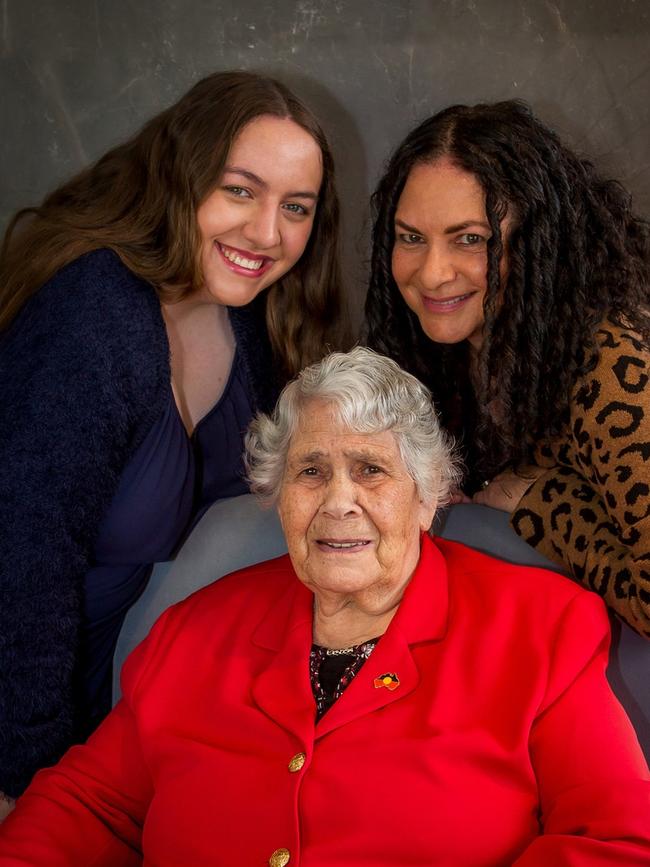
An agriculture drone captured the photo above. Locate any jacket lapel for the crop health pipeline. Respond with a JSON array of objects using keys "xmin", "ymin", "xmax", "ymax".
[
  {"xmin": 250, "ymin": 536, "xmax": 449, "ymax": 742},
  {"xmin": 250, "ymin": 575, "xmax": 316, "ymax": 740},
  {"xmin": 316, "ymin": 534, "xmax": 449, "ymax": 739},
  {"xmin": 314, "ymin": 625, "xmax": 420, "ymax": 739}
]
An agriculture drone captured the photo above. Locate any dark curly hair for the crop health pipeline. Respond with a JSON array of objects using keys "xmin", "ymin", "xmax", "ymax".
[{"xmin": 365, "ymin": 100, "xmax": 650, "ymax": 487}]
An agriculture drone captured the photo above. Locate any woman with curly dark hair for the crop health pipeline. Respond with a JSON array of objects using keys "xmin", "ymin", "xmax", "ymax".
[
  {"xmin": 365, "ymin": 100, "xmax": 650, "ymax": 638},
  {"xmin": 0, "ymin": 69, "xmax": 344, "ymax": 812}
]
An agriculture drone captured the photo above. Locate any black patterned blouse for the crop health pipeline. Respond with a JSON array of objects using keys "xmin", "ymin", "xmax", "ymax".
[{"xmin": 309, "ymin": 638, "xmax": 379, "ymax": 720}]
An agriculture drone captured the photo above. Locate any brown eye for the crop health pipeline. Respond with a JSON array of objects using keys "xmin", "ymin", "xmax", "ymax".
[
  {"xmin": 457, "ymin": 233, "xmax": 485, "ymax": 246},
  {"xmin": 223, "ymin": 185, "xmax": 252, "ymax": 199},
  {"xmin": 397, "ymin": 232, "xmax": 424, "ymax": 245},
  {"xmin": 282, "ymin": 202, "xmax": 310, "ymax": 216}
]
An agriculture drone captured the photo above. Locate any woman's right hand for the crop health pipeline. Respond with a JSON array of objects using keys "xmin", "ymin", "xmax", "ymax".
[
  {"xmin": 448, "ymin": 488, "xmax": 472, "ymax": 505},
  {"xmin": 0, "ymin": 791, "xmax": 16, "ymax": 823}
]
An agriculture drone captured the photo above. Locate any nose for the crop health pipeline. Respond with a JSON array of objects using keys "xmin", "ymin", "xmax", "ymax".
[
  {"xmin": 321, "ymin": 473, "xmax": 363, "ymax": 521},
  {"xmin": 242, "ymin": 202, "xmax": 281, "ymax": 251},
  {"xmin": 418, "ymin": 241, "xmax": 457, "ymax": 289}
]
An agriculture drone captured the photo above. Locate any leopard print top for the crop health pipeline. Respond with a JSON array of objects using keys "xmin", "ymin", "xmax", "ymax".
[{"xmin": 511, "ymin": 323, "xmax": 650, "ymax": 638}]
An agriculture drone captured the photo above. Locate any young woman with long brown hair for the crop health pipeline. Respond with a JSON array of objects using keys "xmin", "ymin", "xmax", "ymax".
[{"xmin": 0, "ymin": 70, "xmax": 344, "ymax": 811}]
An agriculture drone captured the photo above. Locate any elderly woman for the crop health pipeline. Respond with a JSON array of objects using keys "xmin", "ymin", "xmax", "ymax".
[{"xmin": 0, "ymin": 348, "xmax": 649, "ymax": 866}]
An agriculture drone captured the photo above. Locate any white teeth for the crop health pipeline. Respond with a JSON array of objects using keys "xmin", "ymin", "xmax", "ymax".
[
  {"xmin": 433, "ymin": 294, "xmax": 470, "ymax": 306},
  {"xmin": 220, "ymin": 245, "xmax": 264, "ymax": 270},
  {"xmin": 323, "ymin": 541, "xmax": 368, "ymax": 549}
]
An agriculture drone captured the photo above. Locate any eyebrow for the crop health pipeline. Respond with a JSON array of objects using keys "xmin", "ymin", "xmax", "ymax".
[
  {"xmin": 345, "ymin": 448, "xmax": 391, "ymax": 464},
  {"xmin": 395, "ymin": 217, "xmax": 491, "ymax": 235},
  {"xmin": 291, "ymin": 450, "xmax": 327, "ymax": 464},
  {"xmin": 223, "ymin": 166, "xmax": 319, "ymax": 200},
  {"xmin": 290, "ymin": 448, "xmax": 392, "ymax": 465}
]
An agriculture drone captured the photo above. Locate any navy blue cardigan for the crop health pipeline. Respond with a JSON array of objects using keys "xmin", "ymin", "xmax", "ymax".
[{"xmin": 0, "ymin": 250, "xmax": 276, "ymax": 796}]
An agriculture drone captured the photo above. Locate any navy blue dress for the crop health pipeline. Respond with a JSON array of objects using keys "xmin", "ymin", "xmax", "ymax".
[{"xmin": 80, "ymin": 349, "xmax": 253, "ymax": 732}]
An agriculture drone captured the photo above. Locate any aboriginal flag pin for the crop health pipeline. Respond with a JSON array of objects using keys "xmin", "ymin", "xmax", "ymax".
[{"xmin": 373, "ymin": 672, "xmax": 400, "ymax": 691}]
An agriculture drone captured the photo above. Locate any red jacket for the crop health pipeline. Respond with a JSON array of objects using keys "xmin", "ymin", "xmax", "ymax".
[{"xmin": 1, "ymin": 536, "xmax": 649, "ymax": 866}]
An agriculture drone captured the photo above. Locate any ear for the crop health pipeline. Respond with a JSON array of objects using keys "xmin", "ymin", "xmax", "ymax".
[
  {"xmin": 276, "ymin": 489, "xmax": 289, "ymax": 533},
  {"xmin": 417, "ymin": 495, "xmax": 437, "ymax": 533}
]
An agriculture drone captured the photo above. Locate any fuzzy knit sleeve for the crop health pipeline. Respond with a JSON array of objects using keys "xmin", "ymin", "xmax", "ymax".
[
  {"xmin": 511, "ymin": 326, "xmax": 650, "ymax": 638},
  {"xmin": 0, "ymin": 250, "xmax": 169, "ymax": 797}
]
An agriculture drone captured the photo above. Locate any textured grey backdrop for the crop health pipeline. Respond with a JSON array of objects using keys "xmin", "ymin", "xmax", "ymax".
[{"xmin": 2, "ymin": 0, "xmax": 649, "ymax": 322}]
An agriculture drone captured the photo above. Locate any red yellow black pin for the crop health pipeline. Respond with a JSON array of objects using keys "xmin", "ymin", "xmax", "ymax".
[{"xmin": 373, "ymin": 672, "xmax": 400, "ymax": 691}]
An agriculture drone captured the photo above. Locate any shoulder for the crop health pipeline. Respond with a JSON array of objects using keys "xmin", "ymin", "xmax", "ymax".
[
  {"xmin": 1, "ymin": 251, "xmax": 170, "ymax": 460},
  {"xmin": 2, "ymin": 250, "xmax": 168, "ymax": 405},
  {"xmin": 150, "ymin": 554, "xmax": 296, "ymax": 637},
  {"xmin": 434, "ymin": 536, "xmax": 608, "ymax": 634},
  {"xmin": 16, "ymin": 249, "xmax": 163, "ymax": 346},
  {"xmin": 178, "ymin": 554, "xmax": 294, "ymax": 615},
  {"xmin": 574, "ymin": 320, "xmax": 649, "ymax": 406},
  {"xmin": 595, "ymin": 320, "xmax": 649, "ymax": 390},
  {"xmin": 595, "ymin": 320, "xmax": 648, "ymax": 356},
  {"xmin": 5, "ymin": 250, "xmax": 161, "ymax": 347},
  {"xmin": 120, "ymin": 554, "xmax": 298, "ymax": 690},
  {"xmin": 567, "ymin": 319, "xmax": 649, "ymax": 447}
]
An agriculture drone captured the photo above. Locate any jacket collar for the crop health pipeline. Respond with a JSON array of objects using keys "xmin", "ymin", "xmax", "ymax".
[
  {"xmin": 384, "ymin": 532, "xmax": 449, "ymax": 644},
  {"xmin": 250, "ymin": 535, "xmax": 449, "ymax": 740},
  {"xmin": 251, "ymin": 534, "xmax": 448, "ymax": 651},
  {"xmin": 316, "ymin": 534, "xmax": 448, "ymax": 737}
]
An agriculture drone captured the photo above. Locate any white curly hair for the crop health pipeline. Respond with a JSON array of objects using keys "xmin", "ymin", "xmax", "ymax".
[{"xmin": 245, "ymin": 347, "xmax": 460, "ymax": 507}]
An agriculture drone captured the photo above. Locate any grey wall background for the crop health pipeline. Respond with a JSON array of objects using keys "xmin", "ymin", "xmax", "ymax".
[{"xmin": 2, "ymin": 0, "xmax": 649, "ymax": 325}]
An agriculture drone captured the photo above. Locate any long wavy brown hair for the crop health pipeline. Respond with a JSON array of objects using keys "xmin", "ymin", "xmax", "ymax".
[
  {"xmin": 0, "ymin": 70, "xmax": 344, "ymax": 378},
  {"xmin": 366, "ymin": 100, "xmax": 650, "ymax": 486}
]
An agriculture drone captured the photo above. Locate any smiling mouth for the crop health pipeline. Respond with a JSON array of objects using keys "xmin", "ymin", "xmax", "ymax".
[
  {"xmin": 217, "ymin": 242, "xmax": 272, "ymax": 274},
  {"xmin": 316, "ymin": 539, "xmax": 372, "ymax": 552},
  {"xmin": 422, "ymin": 292, "xmax": 476, "ymax": 311}
]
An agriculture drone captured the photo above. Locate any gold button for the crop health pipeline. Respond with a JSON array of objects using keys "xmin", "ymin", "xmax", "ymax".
[
  {"xmin": 288, "ymin": 752, "xmax": 306, "ymax": 773},
  {"xmin": 269, "ymin": 848, "xmax": 290, "ymax": 867}
]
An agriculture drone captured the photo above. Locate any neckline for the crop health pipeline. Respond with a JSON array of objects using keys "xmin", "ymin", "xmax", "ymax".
[
  {"xmin": 170, "ymin": 347, "xmax": 241, "ymax": 440},
  {"xmin": 312, "ymin": 637, "xmax": 381, "ymax": 656}
]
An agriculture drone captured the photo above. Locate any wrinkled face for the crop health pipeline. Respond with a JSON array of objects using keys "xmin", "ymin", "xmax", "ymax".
[
  {"xmin": 278, "ymin": 399, "xmax": 436, "ymax": 600},
  {"xmin": 391, "ymin": 157, "xmax": 510, "ymax": 352},
  {"xmin": 196, "ymin": 115, "xmax": 323, "ymax": 306}
]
